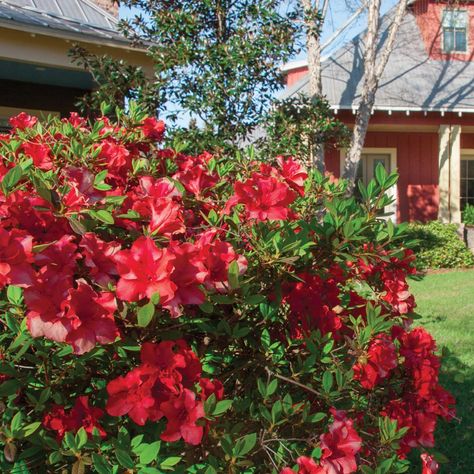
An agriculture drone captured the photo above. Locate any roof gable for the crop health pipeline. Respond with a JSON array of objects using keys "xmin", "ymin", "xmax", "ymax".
[{"xmin": 284, "ymin": 7, "xmax": 474, "ymax": 113}]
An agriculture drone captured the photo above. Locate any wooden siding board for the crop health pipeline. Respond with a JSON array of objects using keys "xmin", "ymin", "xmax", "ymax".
[{"xmin": 325, "ymin": 130, "xmax": 440, "ymax": 222}]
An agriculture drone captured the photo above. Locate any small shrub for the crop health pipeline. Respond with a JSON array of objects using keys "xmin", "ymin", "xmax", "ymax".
[
  {"xmin": 405, "ymin": 220, "xmax": 474, "ymax": 270},
  {"xmin": 462, "ymin": 203, "xmax": 474, "ymax": 226},
  {"xmin": 0, "ymin": 111, "xmax": 454, "ymax": 473}
]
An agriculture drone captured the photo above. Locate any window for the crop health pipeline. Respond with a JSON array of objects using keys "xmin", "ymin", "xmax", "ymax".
[
  {"xmin": 461, "ymin": 156, "xmax": 474, "ymax": 210},
  {"xmin": 443, "ymin": 9, "xmax": 468, "ymax": 53}
]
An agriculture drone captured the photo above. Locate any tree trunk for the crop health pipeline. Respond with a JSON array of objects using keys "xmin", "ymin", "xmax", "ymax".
[
  {"xmin": 301, "ymin": 0, "xmax": 329, "ymax": 172},
  {"xmin": 342, "ymin": 0, "xmax": 408, "ymax": 190}
]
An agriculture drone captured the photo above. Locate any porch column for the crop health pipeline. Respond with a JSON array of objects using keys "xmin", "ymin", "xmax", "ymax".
[{"xmin": 438, "ymin": 124, "xmax": 461, "ymax": 223}]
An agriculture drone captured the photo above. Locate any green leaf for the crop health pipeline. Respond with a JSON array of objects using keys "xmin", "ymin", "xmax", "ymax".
[
  {"xmin": 150, "ymin": 292, "xmax": 160, "ymax": 305},
  {"xmin": 228, "ymin": 260, "xmax": 240, "ymax": 289},
  {"xmin": 199, "ymin": 301, "xmax": 213, "ymax": 314},
  {"xmin": 139, "ymin": 441, "xmax": 161, "ymax": 465},
  {"xmin": 322, "ymin": 371, "xmax": 333, "ymax": 393},
  {"xmin": 7, "ymin": 286, "xmax": 23, "ymax": 305},
  {"xmin": 0, "ymin": 379, "xmax": 20, "ymax": 397},
  {"xmin": 11, "ymin": 412, "xmax": 23, "ymax": 436},
  {"xmin": 90, "ymin": 210, "xmax": 114, "ymax": 225},
  {"xmin": 91, "ymin": 453, "xmax": 112, "ymax": 474},
  {"xmin": 234, "ymin": 433, "xmax": 257, "ymax": 457},
  {"xmin": 160, "ymin": 457, "xmax": 181, "ymax": 470},
  {"xmin": 137, "ymin": 302, "xmax": 155, "ymax": 327},
  {"xmin": 1, "ymin": 166, "xmax": 23, "ymax": 194},
  {"xmin": 63, "ymin": 432, "xmax": 77, "ymax": 452},
  {"xmin": 75, "ymin": 427, "xmax": 88, "ymax": 450},
  {"xmin": 68, "ymin": 217, "xmax": 86, "ymax": 235},
  {"xmin": 266, "ymin": 379, "xmax": 278, "ymax": 396},
  {"xmin": 245, "ymin": 294, "xmax": 266, "ymax": 305},
  {"xmin": 23, "ymin": 422, "xmax": 41, "ymax": 437},
  {"xmin": 115, "ymin": 448, "xmax": 135, "ymax": 469},
  {"xmin": 213, "ymin": 399, "xmax": 233, "ymax": 416}
]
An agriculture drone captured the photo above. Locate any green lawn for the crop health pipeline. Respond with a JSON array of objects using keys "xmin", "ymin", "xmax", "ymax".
[{"xmin": 409, "ymin": 270, "xmax": 474, "ymax": 474}]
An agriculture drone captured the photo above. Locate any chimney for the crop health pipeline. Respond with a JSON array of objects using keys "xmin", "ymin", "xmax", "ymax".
[{"xmin": 93, "ymin": 0, "xmax": 119, "ymax": 17}]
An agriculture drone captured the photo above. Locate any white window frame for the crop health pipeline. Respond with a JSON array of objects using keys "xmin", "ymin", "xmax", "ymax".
[
  {"xmin": 460, "ymin": 149, "xmax": 474, "ymax": 210},
  {"xmin": 442, "ymin": 9, "xmax": 468, "ymax": 53},
  {"xmin": 340, "ymin": 147, "xmax": 398, "ymax": 222}
]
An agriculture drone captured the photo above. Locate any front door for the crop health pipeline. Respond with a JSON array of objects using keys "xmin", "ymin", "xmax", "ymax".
[{"xmin": 358, "ymin": 153, "xmax": 391, "ymax": 184}]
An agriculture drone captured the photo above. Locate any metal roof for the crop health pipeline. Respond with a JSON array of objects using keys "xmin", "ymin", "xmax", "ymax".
[
  {"xmin": 0, "ymin": 0, "xmax": 130, "ymax": 46},
  {"xmin": 283, "ymin": 9, "xmax": 474, "ymax": 113}
]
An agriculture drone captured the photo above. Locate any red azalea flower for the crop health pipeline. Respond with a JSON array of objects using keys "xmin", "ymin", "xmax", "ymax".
[
  {"xmin": 62, "ymin": 167, "xmax": 105, "ymax": 210},
  {"xmin": 319, "ymin": 409, "xmax": 362, "ymax": 474},
  {"xmin": 199, "ymin": 378, "xmax": 224, "ymax": 401},
  {"xmin": 283, "ymin": 272, "xmax": 343, "ymax": 339},
  {"xmin": 225, "ymin": 173, "xmax": 297, "ymax": 221},
  {"xmin": 141, "ymin": 117, "xmax": 165, "ymax": 141},
  {"xmin": 62, "ymin": 112, "xmax": 87, "ymax": 129},
  {"xmin": 27, "ymin": 276, "xmax": 118, "ymax": 354},
  {"xmin": 196, "ymin": 231, "xmax": 247, "ymax": 292},
  {"xmin": 64, "ymin": 282, "xmax": 119, "ymax": 354},
  {"xmin": 9, "ymin": 112, "xmax": 38, "ymax": 130},
  {"xmin": 159, "ymin": 389, "xmax": 205, "ymax": 445},
  {"xmin": 98, "ymin": 140, "xmax": 132, "ymax": 179},
  {"xmin": 34, "ymin": 235, "xmax": 79, "ymax": 275},
  {"xmin": 43, "ymin": 396, "xmax": 105, "ymax": 440},
  {"xmin": 421, "ymin": 453, "xmax": 439, "ymax": 474},
  {"xmin": 107, "ymin": 341, "xmax": 202, "ymax": 427},
  {"xmin": 0, "ymin": 228, "xmax": 35, "ymax": 289},
  {"xmin": 22, "ymin": 142, "xmax": 53, "ymax": 171},
  {"xmin": 165, "ymin": 242, "xmax": 208, "ymax": 317},
  {"xmin": 114, "ymin": 236, "xmax": 176, "ymax": 303},
  {"xmin": 129, "ymin": 177, "xmax": 185, "ymax": 236},
  {"xmin": 353, "ymin": 335, "xmax": 398, "ymax": 389},
  {"xmin": 277, "ymin": 156, "xmax": 308, "ymax": 196},
  {"xmin": 42, "ymin": 405, "xmax": 69, "ymax": 440},
  {"xmin": 106, "ymin": 365, "xmax": 161, "ymax": 425},
  {"xmin": 173, "ymin": 165, "xmax": 218, "ymax": 198},
  {"xmin": 79, "ymin": 233, "xmax": 120, "ymax": 286},
  {"xmin": 280, "ymin": 456, "xmax": 326, "ymax": 474}
]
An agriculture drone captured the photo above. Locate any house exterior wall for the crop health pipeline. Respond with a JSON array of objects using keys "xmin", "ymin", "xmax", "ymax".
[
  {"xmin": 326, "ymin": 130, "xmax": 439, "ymax": 223},
  {"xmin": 325, "ymin": 111, "xmax": 474, "ymax": 223},
  {"xmin": 285, "ymin": 66, "xmax": 309, "ymax": 87},
  {"xmin": 414, "ymin": 0, "xmax": 474, "ymax": 61}
]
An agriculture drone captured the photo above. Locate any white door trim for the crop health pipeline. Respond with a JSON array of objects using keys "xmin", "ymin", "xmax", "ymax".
[{"xmin": 340, "ymin": 147, "xmax": 398, "ymax": 222}]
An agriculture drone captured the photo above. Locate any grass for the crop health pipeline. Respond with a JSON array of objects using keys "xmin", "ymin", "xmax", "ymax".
[{"xmin": 408, "ymin": 270, "xmax": 474, "ymax": 473}]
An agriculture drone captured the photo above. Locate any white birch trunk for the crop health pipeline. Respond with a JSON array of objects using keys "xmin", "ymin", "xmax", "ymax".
[{"xmin": 342, "ymin": 0, "xmax": 408, "ymax": 190}]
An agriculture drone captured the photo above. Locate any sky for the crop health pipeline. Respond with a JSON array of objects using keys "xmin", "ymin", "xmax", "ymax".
[{"xmin": 120, "ymin": 0, "xmax": 399, "ymax": 62}]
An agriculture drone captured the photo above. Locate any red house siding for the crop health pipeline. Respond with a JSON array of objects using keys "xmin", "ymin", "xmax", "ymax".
[
  {"xmin": 461, "ymin": 133, "xmax": 474, "ymax": 149},
  {"xmin": 325, "ymin": 130, "xmax": 439, "ymax": 223},
  {"xmin": 414, "ymin": 0, "xmax": 474, "ymax": 62},
  {"xmin": 285, "ymin": 66, "xmax": 309, "ymax": 87}
]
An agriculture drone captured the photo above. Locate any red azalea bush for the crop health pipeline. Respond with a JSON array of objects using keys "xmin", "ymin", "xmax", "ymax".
[{"xmin": 0, "ymin": 109, "xmax": 453, "ymax": 473}]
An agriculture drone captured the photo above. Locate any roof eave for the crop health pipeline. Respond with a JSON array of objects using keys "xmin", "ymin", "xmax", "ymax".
[
  {"xmin": 0, "ymin": 19, "xmax": 145, "ymax": 52},
  {"xmin": 331, "ymin": 105, "xmax": 474, "ymax": 115}
]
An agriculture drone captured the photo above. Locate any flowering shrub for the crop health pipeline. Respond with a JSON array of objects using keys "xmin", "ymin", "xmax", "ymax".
[{"xmin": 0, "ymin": 110, "xmax": 454, "ymax": 473}]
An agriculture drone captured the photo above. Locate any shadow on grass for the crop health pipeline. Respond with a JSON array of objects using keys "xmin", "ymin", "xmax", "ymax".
[{"xmin": 409, "ymin": 348, "xmax": 474, "ymax": 473}]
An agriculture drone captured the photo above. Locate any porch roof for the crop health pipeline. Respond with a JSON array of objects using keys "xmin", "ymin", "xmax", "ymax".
[{"xmin": 0, "ymin": 0, "xmax": 130, "ymax": 47}]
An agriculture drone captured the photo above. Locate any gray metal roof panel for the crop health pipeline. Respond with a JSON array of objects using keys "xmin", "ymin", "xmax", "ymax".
[
  {"xmin": 283, "ymin": 10, "xmax": 474, "ymax": 112},
  {"xmin": 0, "ymin": 0, "xmax": 129, "ymax": 44},
  {"xmin": 3, "ymin": 0, "xmax": 117, "ymax": 29}
]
